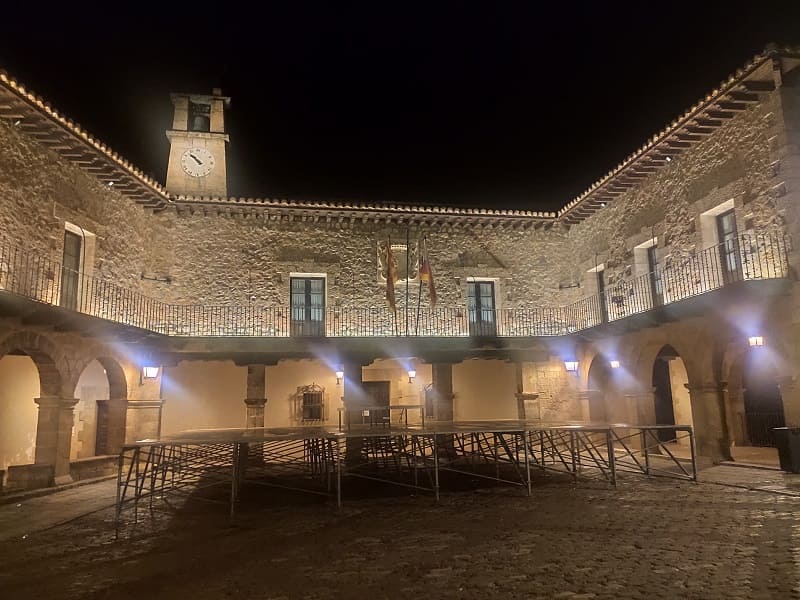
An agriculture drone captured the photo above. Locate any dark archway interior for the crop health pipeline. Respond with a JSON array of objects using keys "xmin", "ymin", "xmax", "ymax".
[
  {"xmin": 587, "ymin": 355, "xmax": 611, "ymax": 422},
  {"xmin": 652, "ymin": 345, "xmax": 678, "ymax": 442},
  {"xmin": 742, "ymin": 352, "xmax": 785, "ymax": 447}
]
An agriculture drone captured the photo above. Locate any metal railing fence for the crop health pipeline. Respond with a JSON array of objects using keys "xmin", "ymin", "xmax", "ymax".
[{"xmin": 0, "ymin": 231, "xmax": 790, "ymax": 337}]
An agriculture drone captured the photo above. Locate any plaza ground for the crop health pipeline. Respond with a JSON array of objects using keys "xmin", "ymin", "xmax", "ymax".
[{"xmin": 0, "ymin": 465, "xmax": 799, "ymax": 599}]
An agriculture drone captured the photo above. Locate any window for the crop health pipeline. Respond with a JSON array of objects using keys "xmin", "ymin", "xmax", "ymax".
[
  {"xmin": 647, "ymin": 245, "xmax": 663, "ymax": 306},
  {"xmin": 60, "ymin": 230, "xmax": 82, "ymax": 310},
  {"xmin": 716, "ymin": 209, "xmax": 740, "ymax": 281},
  {"xmin": 466, "ymin": 280, "xmax": 496, "ymax": 337},
  {"xmin": 596, "ymin": 269, "xmax": 608, "ymax": 323},
  {"xmin": 290, "ymin": 276, "xmax": 325, "ymax": 337},
  {"xmin": 301, "ymin": 385, "xmax": 324, "ymax": 421}
]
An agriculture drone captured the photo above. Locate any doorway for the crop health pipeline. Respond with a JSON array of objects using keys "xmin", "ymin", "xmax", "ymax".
[
  {"xmin": 742, "ymin": 352, "xmax": 785, "ymax": 447},
  {"xmin": 651, "ymin": 345, "xmax": 693, "ymax": 444}
]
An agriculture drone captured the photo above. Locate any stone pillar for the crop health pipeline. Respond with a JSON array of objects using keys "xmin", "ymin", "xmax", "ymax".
[
  {"xmin": 577, "ymin": 391, "xmax": 591, "ymax": 422},
  {"xmin": 342, "ymin": 361, "xmax": 368, "ymax": 409},
  {"xmin": 685, "ymin": 383, "xmax": 731, "ymax": 464},
  {"xmin": 103, "ymin": 397, "xmax": 128, "ymax": 454},
  {"xmin": 431, "ymin": 363, "xmax": 454, "ymax": 421},
  {"xmin": 623, "ymin": 390, "xmax": 656, "ymax": 451},
  {"xmin": 624, "ymin": 389, "xmax": 657, "ymax": 426},
  {"xmin": 125, "ymin": 400, "xmax": 163, "ymax": 443},
  {"xmin": 778, "ymin": 376, "xmax": 800, "ymax": 427},
  {"xmin": 245, "ymin": 364, "xmax": 267, "ymax": 428},
  {"xmin": 34, "ymin": 396, "xmax": 78, "ymax": 484},
  {"xmin": 342, "ymin": 360, "xmax": 368, "ymax": 466}
]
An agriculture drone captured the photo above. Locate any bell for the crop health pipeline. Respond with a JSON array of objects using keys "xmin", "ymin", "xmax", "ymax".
[{"xmin": 190, "ymin": 114, "xmax": 210, "ymax": 132}]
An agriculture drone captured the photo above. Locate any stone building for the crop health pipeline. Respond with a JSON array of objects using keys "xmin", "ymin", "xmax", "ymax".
[{"xmin": 0, "ymin": 46, "xmax": 799, "ymax": 491}]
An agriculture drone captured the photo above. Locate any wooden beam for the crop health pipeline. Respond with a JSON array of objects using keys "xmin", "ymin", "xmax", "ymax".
[
  {"xmin": 693, "ymin": 118, "xmax": 723, "ymax": 127},
  {"xmin": 716, "ymin": 101, "xmax": 748, "ymax": 112},
  {"xmin": 728, "ymin": 91, "xmax": 760, "ymax": 103},
  {"xmin": 706, "ymin": 110, "xmax": 735, "ymax": 119},
  {"xmin": 686, "ymin": 125, "xmax": 714, "ymax": 135},
  {"xmin": 742, "ymin": 80, "xmax": 775, "ymax": 92}
]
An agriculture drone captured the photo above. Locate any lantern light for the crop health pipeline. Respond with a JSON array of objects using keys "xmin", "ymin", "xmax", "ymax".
[
  {"xmin": 748, "ymin": 336, "xmax": 764, "ymax": 347},
  {"xmin": 335, "ymin": 369, "xmax": 344, "ymax": 385},
  {"xmin": 408, "ymin": 369, "xmax": 416, "ymax": 383},
  {"xmin": 564, "ymin": 360, "xmax": 579, "ymax": 373},
  {"xmin": 609, "ymin": 360, "xmax": 620, "ymax": 369},
  {"xmin": 141, "ymin": 366, "xmax": 159, "ymax": 380}
]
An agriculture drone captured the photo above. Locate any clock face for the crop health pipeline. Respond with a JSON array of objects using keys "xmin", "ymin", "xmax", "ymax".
[{"xmin": 180, "ymin": 147, "xmax": 215, "ymax": 177}]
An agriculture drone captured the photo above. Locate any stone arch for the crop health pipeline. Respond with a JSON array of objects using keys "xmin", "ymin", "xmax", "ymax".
[
  {"xmin": 0, "ymin": 330, "xmax": 68, "ymax": 398},
  {"xmin": 70, "ymin": 354, "xmax": 129, "ymax": 402},
  {"xmin": 70, "ymin": 353, "xmax": 130, "ymax": 456}
]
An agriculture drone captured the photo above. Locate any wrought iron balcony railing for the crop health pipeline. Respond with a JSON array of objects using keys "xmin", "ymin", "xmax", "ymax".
[{"xmin": 0, "ymin": 231, "xmax": 790, "ymax": 338}]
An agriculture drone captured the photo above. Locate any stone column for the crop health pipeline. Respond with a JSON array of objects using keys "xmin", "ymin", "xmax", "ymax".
[
  {"xmin": 624, "ymin": 390, "xmax": 656, "ymax": 451},
  {"xmin": 342, "ymin": 360, "xmax": 368, "ymax": 466},
  {"xmin": 685, "ymin": 383, "xmax": 731, "ymax": 464},
  {"xmin": 34, "ymin": 396, "xmax": 78, "ymax": 484},
  {"xmin": 431, "ymin": 363, "xmax": 454, "ymax": 421},
  {"xmin": 778, "ymin": 375, "xmax": 800, "ymax": 427},
  {"xmin": 125, "ymin": 400, "xmax": 163, "ymax": 443},
  {"xmin": 577, "ymin": 391, "xmax": 591, "ymax": 422},
  {"xmin": 342, "ymin": 361, "xmax": 368, "ymax": 409},
  {"xmin": 244, "ymin": 364, "xmax": 267, "ymax": 428},
  {"xmin": 624, "ymin": 389, "xmax": 657, "ymax": 426},
  {"xmin": 103, "ymin": 397, "xmax": 128, "ymax": 455}
]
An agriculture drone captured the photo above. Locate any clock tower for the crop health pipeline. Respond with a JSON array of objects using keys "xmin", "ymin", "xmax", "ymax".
[{"xmin": 165, "ymin": 88, "xmax": 230, "ymax": 197}]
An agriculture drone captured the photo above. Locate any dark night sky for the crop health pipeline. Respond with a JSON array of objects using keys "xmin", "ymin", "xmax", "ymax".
[{"xmin": 1, "ymin": 2, "xmax": 799, "ymax": 211}]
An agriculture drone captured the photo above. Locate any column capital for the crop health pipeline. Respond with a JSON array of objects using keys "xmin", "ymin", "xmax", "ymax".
[
  {"xmin": 244, "ymin": 397, "xmax": 268, "ymax": 407},
  {"xmin": 684, "ymin": 383, "xmax": 726, "ymax": 394},
  {"xmin": 34, "ymin": 397, "xmax": 78, "ymax": 409}
]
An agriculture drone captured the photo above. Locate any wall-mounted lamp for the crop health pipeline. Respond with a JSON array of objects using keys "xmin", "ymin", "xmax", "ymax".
[
  {"xmin": 609, "ymin": 360, "xmax": 621, "ymax": 369},
  {"xmin": 335, "ymin": 369, "xmax": 344, "ymax": 385},
  {"xmin": 748, "ymin": 336, "xmax": 764, "ymax": 347},
  {"xmin": 408, "ymin": 369, "xmax": 416, "ymax": 384},
  {"xmin": 564, "ymin": 360, "xmax": 579, "ymax": 373},
  {"xmin": 140, "ymin": 366, "xmax": 159, "ymax": 384}
]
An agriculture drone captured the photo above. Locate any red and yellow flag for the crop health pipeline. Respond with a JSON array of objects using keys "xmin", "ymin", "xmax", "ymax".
[
  {"xmin": 386, "ymin": 241, "xmax": 397, "ymax": 311},
  {"xmin": 419, "ymin": 238, "xmax": 437, "ymax": 307}
]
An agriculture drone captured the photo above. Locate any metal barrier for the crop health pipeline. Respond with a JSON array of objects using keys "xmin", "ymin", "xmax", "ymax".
[
  {"xmin": 0, "ymin": 231, "xmax": 790, "ymax": 338},
  {"xmin": 114, "ymin": 423, "xmax": 696, "ymax": 536}
]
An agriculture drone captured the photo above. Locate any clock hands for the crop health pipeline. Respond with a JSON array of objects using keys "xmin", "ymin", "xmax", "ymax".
[{"xmin": 189, "ymin": 153, "xmax": 203, "ymax": 165}]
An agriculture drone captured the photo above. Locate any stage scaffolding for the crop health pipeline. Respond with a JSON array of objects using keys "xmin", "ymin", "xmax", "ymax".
[{"xmin": 114, "ymin": 421, "xmax": 696, "ymax": 535}]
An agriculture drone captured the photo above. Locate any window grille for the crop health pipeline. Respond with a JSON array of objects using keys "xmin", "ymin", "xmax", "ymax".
[{"xmin": 299, "ymin": 384, "xmax": 324, "ymax": 421}]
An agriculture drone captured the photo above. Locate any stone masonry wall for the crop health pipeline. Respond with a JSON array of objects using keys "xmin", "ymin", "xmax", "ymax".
[
  {"xmin": 562, "ymin": 91, "xmax": 787, "ymax": 292},
  {"xmin": 0, "ymin": 81, "xmax": 794, "ymax": 320},
  {"xmin": 147, "ymin": 210, "xmax": 572, "ymax": 313},
  {"xmin": 0, "ymin": 119, "xmax": 171, "ymax": 297}
]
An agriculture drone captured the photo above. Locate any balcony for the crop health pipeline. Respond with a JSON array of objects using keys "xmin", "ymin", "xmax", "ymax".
[{"xmin": 0, "ymin": 231, "xmax": 791, "ymax": 339}]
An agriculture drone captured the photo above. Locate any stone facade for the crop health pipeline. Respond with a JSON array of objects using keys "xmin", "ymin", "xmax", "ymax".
[{"xmin": 2, "ymin": 48, "xmax": 800, "ymax": 490}]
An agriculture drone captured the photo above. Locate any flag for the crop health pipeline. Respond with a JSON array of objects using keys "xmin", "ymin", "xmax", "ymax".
[
  {"xmin": 419, "ymin": 238, "xmax": 437, "ymax": 307},
  {"xmin": 386, "ymin": 240, "xmax": 397, "ymax": 311}
]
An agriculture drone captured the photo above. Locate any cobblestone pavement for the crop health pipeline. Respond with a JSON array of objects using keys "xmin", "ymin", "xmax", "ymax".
[{"xmin": 0, "ymin": 467, "xmax": 798, "ymax": 599}]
